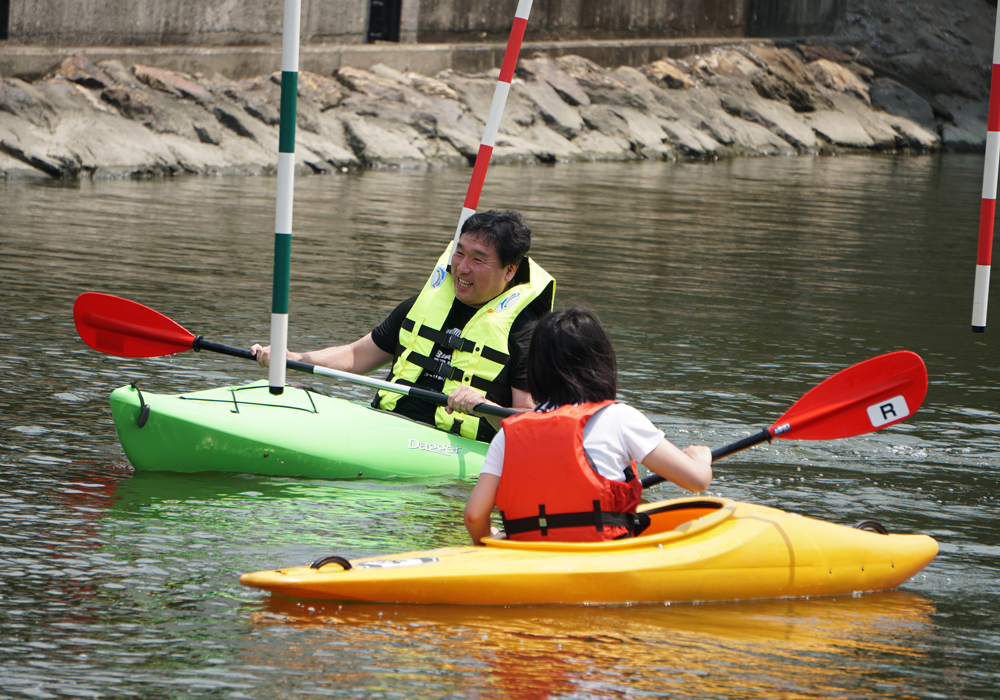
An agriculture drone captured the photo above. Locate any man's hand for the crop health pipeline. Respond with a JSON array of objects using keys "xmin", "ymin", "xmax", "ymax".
[
  {"xmin": 250, "ymin": 344, "xmax": 270, "ymax": 368},
  {"xmin": 446, "ymin": 385, "xmax": 494, "ymax": 416}
]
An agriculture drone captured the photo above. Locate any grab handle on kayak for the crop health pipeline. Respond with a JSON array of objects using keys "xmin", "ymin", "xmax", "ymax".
[
  {"xmin": 310, "ymin": 555, "xmax": 353, "ymax": 571},
  {"xmin": 130, "ymin": 381, "xmax": 151, "ymax": 429}
]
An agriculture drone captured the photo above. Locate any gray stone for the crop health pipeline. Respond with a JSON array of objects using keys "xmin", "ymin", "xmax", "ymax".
[
  {"xmin": 0, "ymin": 144, "xmax": 45, "ymax": 179},
  {"xmin": 516, "ymin": 80, "xmax": 584, "ymax": 140},
  {"xmin": 751, "ymin": 72, "xmax": 822, "ymax": 113},
  {"xmin": 296, "ymin": 115, "xmax": 361, "ymax": 169},
  {"xmin": 612, "ymin": 105, "xmax": 671, "ymax": 159},
  {"xmin": 641, "ymin": 59, "xmax": 696, "ymax": 90},
  {"xmin": 870, "ymin": 78, "xmax": 936, "ymax": 133},
  {"xmin": 659, "ymin": 119, "xmax": 722, "ymax": 157},
  {"xmin": 807, "ymin": 59, "xmax": 870, "ymax": 105},
  {"xmin": 298, "ymin": 71, "xmax": 345, "ymax": 111},
  {"xmin": 406, "ymin": 72, "xmax": 460, "ymax": 101},
  {"xmin": 823, "ymin": 92, "xmax": 901, "ymax": 149},
  {"xmin": 96, "ymin": 59, "xmax": 140, "ymax": 88},
  {"xmin": 133, "ymin": 64, "xmax": 213, "ymax": 104},
  {"xmin": 720, "ymin": 89, "xmax": 818, "ymax": 152},
  {"xmin": 445, "ymin": 74, "xmax": 538, "ymax": 136},
  {"xmin": 335, "ymin": 66, "xmax": 407, "ymax": 103},
  {"xmin": 888, "ymin": 51, "xmax": 989, "ymax": 102},
  {"xmin": 613, "ymin": 66, "xmax": 680, "ymax": 119},
  {"xmin": 56, "ymin": 52, "xmax": 113, "ymax": 89},
  {"xmin": 937, "ymin": 95, "xmax": 987, "ymax": 151},
  {"xmin": 669, "ymin": 89, "xmax": 797, "ymax": 156},
  {"xmin": 370, "ymin": 63, "xmax": 411, "ymax": 86},
  {"xmin": 579, "ymin": 104, "xmax": 632, "ymax": 143},
  {"xmin": 518, "ymin": 54, "xmax": 590, "ymax": 107},
  {"xmin": 804, "ymin": 109, "xmax": 876, "ymax": 149},
  {"xmin": 887, "ymin": 115, "xmax": 940, "ymax": 150},
  {"xmin": 340, "ymin": 113, "xmax": 429, "ymax": 168},
  {"xmin": 0, "ymin": 78, "xmax": 56, "ymax": 128},
  {"xmin": 571, "ymin": 129, "xmax": 638, "ymax": 161},
  {"xmin": 686, "ymin": 49, "xmax": 758, "ymax": 90}
]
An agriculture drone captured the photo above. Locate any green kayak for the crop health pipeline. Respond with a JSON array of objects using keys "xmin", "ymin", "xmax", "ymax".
[{"xmin": 109, "ymin": 381, "xmax": 488, "ymax": 479}]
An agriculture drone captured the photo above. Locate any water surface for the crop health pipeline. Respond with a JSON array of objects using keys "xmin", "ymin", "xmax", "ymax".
[{"xmin": 1, "ymin": 154, "xmax": 998, "ymax": 698}]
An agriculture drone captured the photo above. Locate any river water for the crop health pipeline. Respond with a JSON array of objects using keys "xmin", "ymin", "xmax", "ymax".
[{"xmin": 1, "ymin": 154, "xmax": 998, "ymax": 698}]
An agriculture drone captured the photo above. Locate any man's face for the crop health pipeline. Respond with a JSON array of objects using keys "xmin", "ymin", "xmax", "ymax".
[{"xmin": 451, "ymin": 232, "xmax": 517, "ymax": 308}]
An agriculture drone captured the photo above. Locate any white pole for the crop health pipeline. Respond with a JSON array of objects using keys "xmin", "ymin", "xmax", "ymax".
[{"xmin": 268, "ymin": 0, "xmax": 302, "ymax": 392}]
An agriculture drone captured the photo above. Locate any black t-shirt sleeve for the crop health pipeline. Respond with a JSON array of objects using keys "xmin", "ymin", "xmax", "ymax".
[
  {"xmin": 371, "ymin": 296, "xmax": 418, "ymax": 354},
  {"xmin": 507, "ymin": 308, "xmax": 540, "ymax": 393}
]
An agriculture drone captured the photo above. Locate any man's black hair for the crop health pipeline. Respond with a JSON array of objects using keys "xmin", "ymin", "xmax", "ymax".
[{"xmin": 460, "ymin": 209, "xmax": 531, "ymax": 269}]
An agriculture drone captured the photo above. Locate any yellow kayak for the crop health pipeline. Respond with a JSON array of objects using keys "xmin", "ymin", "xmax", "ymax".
[{"xmin": 239, "ymin": 497, "xmax": 938, "ymax": 605}]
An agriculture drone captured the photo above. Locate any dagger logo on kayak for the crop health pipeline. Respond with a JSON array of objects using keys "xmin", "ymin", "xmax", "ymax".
[
  {"xmin": 408, "ymin": 439, "xmax": 464, "ymax": 456},
  {"xmin": 867, "ymin": 395, "xmax": 909, "ymax": 428}
]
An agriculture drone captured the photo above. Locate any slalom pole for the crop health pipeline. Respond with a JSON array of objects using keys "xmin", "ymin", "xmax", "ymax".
[
  {"xmin": 972, "ymin": 7, "xmax": 1000, "ymax": 332},
  {"xmin": 268, "ymin": 0, "xmax": 302, "ymax": 393},
  {"xmin": 449, "ymin": 0, "xmax": 534, "ymax": 253}
]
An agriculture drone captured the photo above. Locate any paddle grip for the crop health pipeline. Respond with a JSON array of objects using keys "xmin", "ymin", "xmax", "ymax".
[
  {"xmin": 193, "ymin": 337, "xmax": 257, "ymax": 361},
  {"xmin": 640, "ymin": 428, "xmax": 772, "ymax": 489},
  {"xmin": 405, "ymin": 385, "xmax": 518, "ymax": 419}
]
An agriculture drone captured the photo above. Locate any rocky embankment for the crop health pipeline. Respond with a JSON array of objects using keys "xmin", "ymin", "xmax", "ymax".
[{"xmin": 0, "ymin": 31, "xmax": 990, "ymax": 179}]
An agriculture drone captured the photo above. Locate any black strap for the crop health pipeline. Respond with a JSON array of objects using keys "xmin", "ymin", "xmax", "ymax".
[
  {"xmin": 501, "ymin": 501, "xmax": 651, "ymax": 538},
  {"xmin": 401, "ymin": 318, "xmax": 510, "ymax": 366},
  {"xmin": 391, "ymin": 348, "xmax": 498, "ymax": 394}
]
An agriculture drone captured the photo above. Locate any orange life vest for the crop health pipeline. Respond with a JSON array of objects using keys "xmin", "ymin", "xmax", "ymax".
[{"xmin": 495, "ymin": 401, "xmax": 646, "ymax": 542}]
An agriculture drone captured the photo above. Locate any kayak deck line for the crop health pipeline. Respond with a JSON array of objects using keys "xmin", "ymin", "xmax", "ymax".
[
  {"xmin": 239, "ymin": 497, "xmax": 939, "ymax": 606},
  {"xmin": 177, "ymin": 383, "xmax": 323, "ymax": 414}
]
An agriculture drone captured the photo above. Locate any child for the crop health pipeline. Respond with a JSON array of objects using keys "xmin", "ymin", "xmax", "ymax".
[{"xmin": 464, "ymin": 307, "xmax": 712, "ymax": 544}]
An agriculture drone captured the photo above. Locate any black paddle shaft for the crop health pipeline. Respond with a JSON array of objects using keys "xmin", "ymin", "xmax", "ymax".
[
  {"xmin": 640, "ymin": 428, "xmax": 773, "ymax": 489},
  {"xmin": 191, "ymin": 336, "xmax": 517, "ymax": 418}
]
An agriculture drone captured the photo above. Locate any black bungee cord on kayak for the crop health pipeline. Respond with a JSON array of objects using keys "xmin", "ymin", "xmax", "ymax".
[{"xmin": 130, "ymin": 381, "xmax": 150, "ymax": 429}]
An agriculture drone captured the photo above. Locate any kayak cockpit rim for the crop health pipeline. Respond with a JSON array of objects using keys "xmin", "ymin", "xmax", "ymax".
[{"xmin": 481, "ymin": 497, "xmax": 737, "ymax": 552}]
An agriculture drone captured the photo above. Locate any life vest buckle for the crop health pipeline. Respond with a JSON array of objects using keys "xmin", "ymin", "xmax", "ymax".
[
  {"xmin": 440, "ymin": 333, "xmax": 465, "ymax": 350},
  {"xmin": 433, "ymin": 358, "xmax": 457, "ymax": 379}
]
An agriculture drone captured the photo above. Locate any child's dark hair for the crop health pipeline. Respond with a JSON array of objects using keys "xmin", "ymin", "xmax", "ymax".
[{"xmin": 526, "ymin": 307, "xmax": 617, "ymax": 407}]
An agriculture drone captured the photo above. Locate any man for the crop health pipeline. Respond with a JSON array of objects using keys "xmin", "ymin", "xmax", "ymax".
[{"xmin": 251, "ymin": 209, "xmax": 555, "ymax": 441}]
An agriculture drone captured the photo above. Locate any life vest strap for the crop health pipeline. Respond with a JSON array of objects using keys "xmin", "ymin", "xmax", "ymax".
[
  {"xmin": 391, "ymin": 347, "xmax": 498, "ymax": 394},
  {"xmin": 401, "ymin": 318, "xmax": 510, "ymax": 365},
  {"xmin": 501, "ymin": 501, "xmax": 651, "ymax": 538}
]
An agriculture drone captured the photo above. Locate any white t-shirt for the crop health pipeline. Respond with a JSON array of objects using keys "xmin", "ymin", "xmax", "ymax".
[{"xmin": 480, "ymin": 403, "xmax": 664, "ymax": 482}]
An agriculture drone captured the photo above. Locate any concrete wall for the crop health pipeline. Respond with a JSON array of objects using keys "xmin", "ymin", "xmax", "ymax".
[
  {"xmin": 4, "ymin": 0, "xmax": 366, "ymax": 46},
  {"xmin": 746, "ymin": 0, "xmax": 844, "ymax": 36},
  {"xmin": 1, "ymin": 0, "xmax": 843, "ymax": 47},
  {"xmin": 413, "ymin": 0, "xmax": 749, "ymax": 42}
]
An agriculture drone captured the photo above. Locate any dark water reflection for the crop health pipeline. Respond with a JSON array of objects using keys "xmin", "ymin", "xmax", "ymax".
[{"xmin": 1, "ymin": 154, "xmax": 998, "ymax": 698}]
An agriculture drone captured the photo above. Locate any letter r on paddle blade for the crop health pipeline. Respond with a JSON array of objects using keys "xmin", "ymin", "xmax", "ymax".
[{"xmin": 867, "ymin": 395, "xmax": 909, "ymax": 428}]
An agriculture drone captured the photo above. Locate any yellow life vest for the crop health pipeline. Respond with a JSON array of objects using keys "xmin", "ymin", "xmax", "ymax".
[{"xmin": 376, "ymin": 245, "xmax": 555, "ymax": 441}]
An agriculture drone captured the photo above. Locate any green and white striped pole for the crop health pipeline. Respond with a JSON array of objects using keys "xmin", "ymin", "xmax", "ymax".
[{"xmin": 268, "ymin": 0, "xmax": 301, "ymax": 395}]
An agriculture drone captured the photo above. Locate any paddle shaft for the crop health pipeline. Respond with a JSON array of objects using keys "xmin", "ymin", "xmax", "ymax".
[
  {"xmin": 192, "ymin": 337, "xmax": 518, "ymax": 419},
  {"xmin": 640, "ymin": 429, "xmax": 771, "ymax": 488}
]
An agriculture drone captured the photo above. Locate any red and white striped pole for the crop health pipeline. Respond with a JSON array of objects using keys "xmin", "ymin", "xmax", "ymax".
[
  {"xmin": 972, "ymin": 8, "xmax": 1000, "ymax": 332},
  {"xmin": 449, "ymin": 0, "xmax": 533, "ymax": 253}
]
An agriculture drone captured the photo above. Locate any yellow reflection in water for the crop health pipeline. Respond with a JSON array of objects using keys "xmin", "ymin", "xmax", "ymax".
[{"xmin": 243, "ymin": 591, "xmax": 935, "ymax": 699}]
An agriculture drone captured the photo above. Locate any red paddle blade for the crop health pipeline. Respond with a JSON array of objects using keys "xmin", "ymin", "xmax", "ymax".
[
  {"xmin": 770, "ymin": 351, "xmax": 927, "ymax": 441},
  {"xmin": 74, "ymin": 293, "xmax": 196, "ymax": 357}
]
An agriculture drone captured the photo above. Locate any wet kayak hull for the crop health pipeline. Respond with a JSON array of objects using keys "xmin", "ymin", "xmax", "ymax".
[
  {"xmin": 109, "ymin": 381, "xmax": 488, "ymax": 479},
  {"xmin": 239, "ymin": 497, "xmax": 939, "ymax": 605}
]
